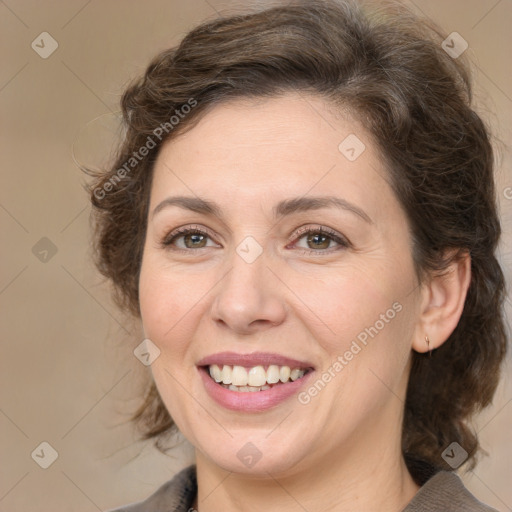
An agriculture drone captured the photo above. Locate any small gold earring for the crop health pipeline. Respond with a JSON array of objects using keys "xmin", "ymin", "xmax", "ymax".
[{"xmin": 425, "ymin": 335, "xmax": 432, "ymax": 357}]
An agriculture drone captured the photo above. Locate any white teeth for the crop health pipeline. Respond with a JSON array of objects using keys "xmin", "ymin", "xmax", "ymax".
[
  {"xmin": 208, "ymin": 363, "xmax": 308, "ymax": 388},
  {"xmin": 279, "ymin": 366, "xmax": 291, "ymax": 382},
  {"xmin": 222, "ymin": 383, "xmax": 271, "ymax": 392},
  {"xmin": 290, "ymin": 368, "xmax": 304, "ymax": 381},
  {"xmin": 221, "ymin": 365, "xmax": 232, "ymax": 384},
  {"xmin": 248, "ymin": 366, "xmax": 267, "ymax": 387},
  {"xmin": 231, "ymin": 365, "xmax": 249, "ymax": 386},
  {"xmin": 209, "ymin": 364, "xmax": 222, "ymax": 382},
  {"xmin": 267, "ymin": 365, "xmax": 280, "ymax": 384}
]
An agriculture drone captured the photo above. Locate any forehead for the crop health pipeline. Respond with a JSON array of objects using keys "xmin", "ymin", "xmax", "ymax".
[{"xmin": 150, "ymin": 93, "xmax": 394, "ymax": 220}]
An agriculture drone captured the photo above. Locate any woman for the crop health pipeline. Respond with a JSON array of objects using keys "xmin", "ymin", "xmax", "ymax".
[{"xmin": 89, "ymin": 0, "xmax": 507, "ymax": 510}]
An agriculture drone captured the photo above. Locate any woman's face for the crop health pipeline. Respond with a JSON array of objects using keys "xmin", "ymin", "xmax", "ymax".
[{"xmin": 139, "ymin": 93, "xmax": 423, "ymax": 476}]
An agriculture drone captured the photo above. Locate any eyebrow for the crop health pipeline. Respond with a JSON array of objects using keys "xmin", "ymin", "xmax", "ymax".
[{"xmin": 151, "ymin": 195, "xmax": 372, "ymax": 224}]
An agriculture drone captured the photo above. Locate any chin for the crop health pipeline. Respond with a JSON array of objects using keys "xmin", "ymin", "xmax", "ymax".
[{"xmin": 191, "ymin": 426, "xmax": 314, "ymax": 477}]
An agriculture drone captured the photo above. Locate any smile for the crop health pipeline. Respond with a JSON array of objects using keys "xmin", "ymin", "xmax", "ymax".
[
  {"xmin": 196, "ymin": 352, "xmax": 315, "ymax": 411},
  {"xmin": 208, "ymin": 364, "xmax": 309, "ymax": 392}
]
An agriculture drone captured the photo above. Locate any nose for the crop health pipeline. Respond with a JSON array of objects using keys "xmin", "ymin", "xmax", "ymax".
[{"xmin": 210, "ymin": 250, "xmax": 287, "ymax": 336}]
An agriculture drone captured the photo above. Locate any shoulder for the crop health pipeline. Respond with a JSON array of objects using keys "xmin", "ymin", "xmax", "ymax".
[
  {"xmin": 402, "ymin": 470, "xmax": 498, "ymax": 512},
  {"xmin": 106, "ymin": 465, "xmax": 197, "ymax": 512}
]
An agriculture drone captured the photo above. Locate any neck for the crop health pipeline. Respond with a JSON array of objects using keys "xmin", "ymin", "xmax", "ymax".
[{"xmin": 193, "ymin": 419, "xmax": 420, "ymax": 512}]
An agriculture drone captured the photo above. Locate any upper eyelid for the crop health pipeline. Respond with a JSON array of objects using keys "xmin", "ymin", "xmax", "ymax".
[
  {"xmin": 164, "ymin": 224, "xmax": 341, "ymax": 240},
  {"xmin": 161, "ymin": 225, "xmax": 216, "ymax": 244},
  {"xmin": 163, "ymin": 224, "xmax": 349, "ymax": 248}
]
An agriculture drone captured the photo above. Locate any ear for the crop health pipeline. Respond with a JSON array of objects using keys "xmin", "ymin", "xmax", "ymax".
[{"xmin": 412, "ymin": 250, "xmax": 471, "ymax": 353}]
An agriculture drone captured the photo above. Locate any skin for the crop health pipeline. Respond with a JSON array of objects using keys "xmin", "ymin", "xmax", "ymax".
[{"xmin": 138, "ymin": 92, "xmax": 471, "ymax": 512}]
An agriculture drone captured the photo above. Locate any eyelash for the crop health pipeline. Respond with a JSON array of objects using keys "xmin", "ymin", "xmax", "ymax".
[{"xmin": 161, "ymin": 224, "xmax": 350, "ymax": 255}]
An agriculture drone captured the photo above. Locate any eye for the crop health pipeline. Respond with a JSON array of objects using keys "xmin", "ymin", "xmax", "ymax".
[
  {"xmin": 161, "ymin": 224, "xmax": 350, "ymax": 255},
  {"xmin": 161, "ymin": 225, "xmax": 218, "ymax": 251},
  {"xmin": 290, "ymin": 226, "xmax": 350, "ymax": 254}
]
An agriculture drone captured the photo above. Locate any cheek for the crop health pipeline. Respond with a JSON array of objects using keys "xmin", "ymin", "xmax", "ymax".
[
  {"xmin": 291, "ymin": 260, "xmax": 405, "ymax": 354},
  {"xmin": 138, "ymin": 256, "xmax": 202, "ymax": 433},
  {"xmin": 138, "ymin": 254, "xmax": 202, "ymax": 349}
]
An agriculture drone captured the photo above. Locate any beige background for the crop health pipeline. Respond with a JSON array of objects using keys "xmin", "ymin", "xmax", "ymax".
[{"xmin": 1, "ymin": 0, "xmax": 511, "ymax": 510}]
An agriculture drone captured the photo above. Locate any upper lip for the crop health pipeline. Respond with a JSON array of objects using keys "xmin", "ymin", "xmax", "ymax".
[{"xmin": 197, "ymin": 351, "xmax": 314, "ymax": 369}]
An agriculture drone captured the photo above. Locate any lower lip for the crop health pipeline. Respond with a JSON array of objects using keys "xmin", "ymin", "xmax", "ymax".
[{"xmin": 198, "ymin": 367, "xmax": 314, "ymax": 412}]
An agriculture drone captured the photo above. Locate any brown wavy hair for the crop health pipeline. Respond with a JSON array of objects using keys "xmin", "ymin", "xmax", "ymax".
[{"xmin": 87, "ymin": 0, "xmax": 507, "ymax": 485}]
